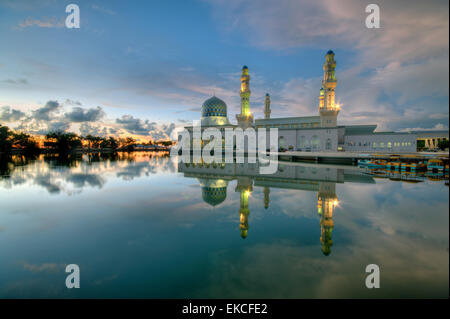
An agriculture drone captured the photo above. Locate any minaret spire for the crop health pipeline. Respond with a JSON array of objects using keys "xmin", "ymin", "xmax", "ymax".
[
  {"xmin": 264, "ymin": 93, "xmax": 271, "ymax": 119},
  {"xmin": 319, "ymin": 50, "xmax": 340, "ymax": 127},
  {"xmin": 236, "ymin": 65, "xmax": 254, "ymax": 129}
]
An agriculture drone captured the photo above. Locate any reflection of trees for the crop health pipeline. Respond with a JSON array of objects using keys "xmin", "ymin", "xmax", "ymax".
[
  {"xmin": 0, "ymin": 155, "xmax": 38, "ymax": 179},
  {"xmin": 0, "ymin": 156, "xmax": 13, "ymax": 178},
  {"xmin": 1, "ymin": 151, "xmax": 171, "ymax": 193},
  {"xmin": 43, "ymin": 154, "xmax": 82, "ymax": 168}
]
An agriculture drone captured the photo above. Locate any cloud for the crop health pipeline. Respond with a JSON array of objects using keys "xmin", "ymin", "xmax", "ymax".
[
  {"xmin": 92, "ymin": 4, "xmax": 117, "ymax": 15},
  {"xmin": 205, "ymin": 0, "xmax": 449, "ymax": 131},
  {"xmin": 31, "ymin": 100, "xmax": 61, "ymax": 121},
  {"xmin": 116, "ymin": 115, "xmax": 156, "ymax": 135},
  {"xmin": 1, "ymin": 78, "xmax": 28, "ymax": 85},
  {"xmin": 12, "ymin": 100, "xmax": 69, "ymax": 135},
  {"xmin": 17, "ymin": 17, "xmax": 64, "ymax": 29},
  {"xmin": 64, "ymin": 106, "xmax": 105, "ymax": 122},
  {"xmin": 23, "ymin": 262, "xmax": 63, "ymax": 273},
  {"xmin": 64, "ymin": 99, "xmax": 82, "ymax": 106},
  {"xmin": 0, "ymin": 106, "xmax": 26, "ymax": 122},
  {"xmin": 115, "ymin": 115, "xmax": 180, "ymax": 140},
  {"xmin": 79, "ymin": 123, "xmax": 108, "ymax": 137}
]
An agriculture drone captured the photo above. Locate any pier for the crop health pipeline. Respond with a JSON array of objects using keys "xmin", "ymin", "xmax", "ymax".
[{"xmin": 273, "ymin": 151, "xmax": 449, "ymax": 165}]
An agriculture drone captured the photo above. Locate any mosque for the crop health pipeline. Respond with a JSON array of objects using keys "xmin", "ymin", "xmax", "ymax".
[{"xmin": 182, "ymin": 50, "xmax": 448, "ymax": 153}]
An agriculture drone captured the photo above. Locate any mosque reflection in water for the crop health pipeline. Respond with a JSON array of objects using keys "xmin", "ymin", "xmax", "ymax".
[{"xmin": 179, "ymin": 161, "xmax": 375, "ymax": 256}]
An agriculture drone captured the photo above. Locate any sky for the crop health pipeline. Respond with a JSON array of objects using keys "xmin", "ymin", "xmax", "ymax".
[{"xmin": 0, "ymin": 0, "xmax": 448, "ymax": 141}]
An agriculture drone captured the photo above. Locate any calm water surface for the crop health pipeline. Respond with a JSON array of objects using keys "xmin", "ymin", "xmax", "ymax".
[{"xmin": 0, "ymin": 152, "xmax": 448, "ymax": 298}]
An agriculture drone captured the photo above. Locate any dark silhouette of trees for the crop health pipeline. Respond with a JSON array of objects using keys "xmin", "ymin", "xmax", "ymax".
[
  {"xmin": 118, "ymin": 137, "xmax": 136, "ymax": 151},
  {"xmin": 1, "ymin": 124, "xmax": 39, "ymax": 155},
  {"xmin": 100, "ymin": 136, "xmax": 119, "ymax": 149},
  {"xmin": 438, "ymin": 139, "xmax": 449, "ymax": 150},
  {"xmin": 0, "ymin": 125, "xmax": 12, "ymax": 155},
  {"xmin": 45, "ymin": 131, "xmax": 82, "ymax": 154}
]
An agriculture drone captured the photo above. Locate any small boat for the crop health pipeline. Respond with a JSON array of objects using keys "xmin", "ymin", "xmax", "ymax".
[
  {"xmin": 368, "ymin": 160, "xmax": 386, "ymax": 169},
  {"xmin": 391, "ymin": 162, "xmax": 402, "ymax": 170},
  {"xmin": 358, "ymin": 159, "xmax": 371, "ymax": 167},
  {"xmin": 427, "ymin": 159, "xmax": 444, "ymax": 172}
]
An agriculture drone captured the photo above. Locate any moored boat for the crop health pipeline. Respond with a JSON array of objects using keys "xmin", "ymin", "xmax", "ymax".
[{"xmin": 427, "ymin": 159, "xmax": 444, "ymax": 172}]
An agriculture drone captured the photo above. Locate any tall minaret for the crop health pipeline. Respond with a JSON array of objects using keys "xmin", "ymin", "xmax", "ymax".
[
  {"xmin": 236, "ymin": 65, "xmax": 254, "ymax": 129},
  {"xmin": 319, "ymin": 50, "xmax": 340, "ymax": 127},
  {"xmin": 264, "ymin": 93, "xmax": 271, "ymax": 119}
]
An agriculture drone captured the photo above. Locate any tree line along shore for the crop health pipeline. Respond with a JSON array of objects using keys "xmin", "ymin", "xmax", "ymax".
[{"xmin": 0, "ymin": 124, "xmax": 174, "ymax": 156}]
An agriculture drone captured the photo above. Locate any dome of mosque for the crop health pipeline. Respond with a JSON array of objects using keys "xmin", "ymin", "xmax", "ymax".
[
  {"xmin": 201, "ymin": 96, "xmax": 229, "ymax": 126},
  {"xmin": 326, "ymin": 50, "xmax": 334, "ymax": 55},
  {"xmin": 199, "ymin": 178, "xmax": 228, "ymax": 207}
]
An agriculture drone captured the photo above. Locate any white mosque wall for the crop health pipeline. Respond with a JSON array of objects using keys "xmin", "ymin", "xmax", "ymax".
[
  {"xmin": 258, "ymin": 128, "xmax": 339, "ymax": 152},
  {"xmin": 343, "ymin": 133, "xmax": 417, "ymax": 153}
]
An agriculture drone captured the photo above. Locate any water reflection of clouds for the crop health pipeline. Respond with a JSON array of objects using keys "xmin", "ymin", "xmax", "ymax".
[
  {"xmin": 0, "ymin": 156, "xmax": 448, "ymax": 298},
  {"xmin": 0, "ymin": 153, "xmax": 177, "ymax": 195}
]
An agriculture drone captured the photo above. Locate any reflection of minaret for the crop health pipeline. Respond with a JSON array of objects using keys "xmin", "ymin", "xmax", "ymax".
[
  {"xmin": 236, "ymin": 177, "xmax": 253, "ymax": 239},
  {"xmin": 317, "ymin": 182, "xmax": 338, "ymax": 256},
  {"xmin": 264, "ymin": 93, "xmax": 271, "ymax": 119},
  {"xmin": 236, "ymin": 66, "xmax": 254, "ymax": 129},
  {"xmin": 263, "ymin": 186, "xmax": 270, "ymax": 209}
]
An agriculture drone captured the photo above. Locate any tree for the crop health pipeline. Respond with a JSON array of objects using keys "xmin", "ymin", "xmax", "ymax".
[
  {"xmin": 45, "ymin": 131, "xmax": 82, "ymax": 154},
  {"xmin": 11, "ymin": 132, "xmax": 39, "ymax": 154},
  {"xmin": 100, "ymin": 136, "xmax": 119, "ymax": 150},
  {"xmin": 417, "ymin": 140, "xmax": 425, "ymax": 149},
  {"xmin": 118, "ymin": 137, "xmax": 136, "ymax": 151},
  {"xmin": 0, "ymin": 125, "xmax": 13, "ymax": 154},
  {"xmin": 438, "ymin": 139, "xmax": 449, "ymax": 150}
]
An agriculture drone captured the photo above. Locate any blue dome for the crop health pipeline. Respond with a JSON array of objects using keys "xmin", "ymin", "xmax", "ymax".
[
  {"xmin": 202, "ymin": 96, "xmax": 227, "ymax": 118},
  {"xmin": 242, "ymin": 65, "xmax": 248, "ymax": 69},
  {"xmin": 202, "ymin": 185, "xmax": 227, "ymax": 207},
  {"xmin": 199, "ymin": 178, "xmax": 228, "ymax": 207},
  {"xmin": 326, "ymin": 50, "xmax": 334, "ymax": 55}
]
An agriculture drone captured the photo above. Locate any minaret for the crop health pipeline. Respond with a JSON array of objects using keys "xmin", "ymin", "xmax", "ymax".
[
  {"xmin": 263, "ymin": 186, "xmax": 270, "ymax": 209},
  {"xmin": 317, "ymin": 182, "xmax": 338, "ymax": 256},
  {"xmin": 264, "ymin": 93, "xmax": 271, "ymax": 119},
  {"xmin": 319, "ymin": 50, "xmax": 340, "ymax": 127},
  {"xmin": 236, "ymin": 65, "xmax": 254, "ymax": 129},
  {"xmin": 236, "ymin": 177, "xmax": 253, "ymax": 239}
]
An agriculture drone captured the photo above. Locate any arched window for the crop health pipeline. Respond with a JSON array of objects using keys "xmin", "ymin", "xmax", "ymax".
[
  {"xmin": 326, "ymin": 138, "xmax": 332, "ymax": 150},
  {"xmin": 299, "ymin": 136, "xmax": 308, "ymax": 150},
  {"xmin": 311, "ymin": 135, "xmax": 320, "ymax": 151},
  {"xmin": 279, "ymin": 136, "xmax": 286, "ymax": 150}
]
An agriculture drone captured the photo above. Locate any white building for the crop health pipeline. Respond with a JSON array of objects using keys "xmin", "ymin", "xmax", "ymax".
[{"xmin": 181, "ymin": 50, "xmax": 448, "ymax": 154}]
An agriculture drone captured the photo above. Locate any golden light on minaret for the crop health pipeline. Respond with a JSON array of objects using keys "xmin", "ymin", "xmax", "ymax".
[
  {"xmin": 317, "ymin": 182, "xmax": 338, "ymax": 256},
  {"xmin": 236, "ymin": 65, "xmax": 254, "ymax": 128},
  {"xmin": 236, "ymin": 177, "xmax": 253, "ymax": 239},
  {"xmin": 319, "ymin": 50, "xmax": 340, "ymax": 127}
]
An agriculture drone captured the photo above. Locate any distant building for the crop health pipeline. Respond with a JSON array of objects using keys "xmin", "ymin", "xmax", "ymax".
[{"xmin": 182, "ymin": 50, "xmax": 448, "ymax": 153}]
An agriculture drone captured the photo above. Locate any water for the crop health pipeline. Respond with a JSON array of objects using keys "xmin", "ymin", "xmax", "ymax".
[{"xmin": 0, "ymin": 152, "xmax": 448, "ymax": 298}]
